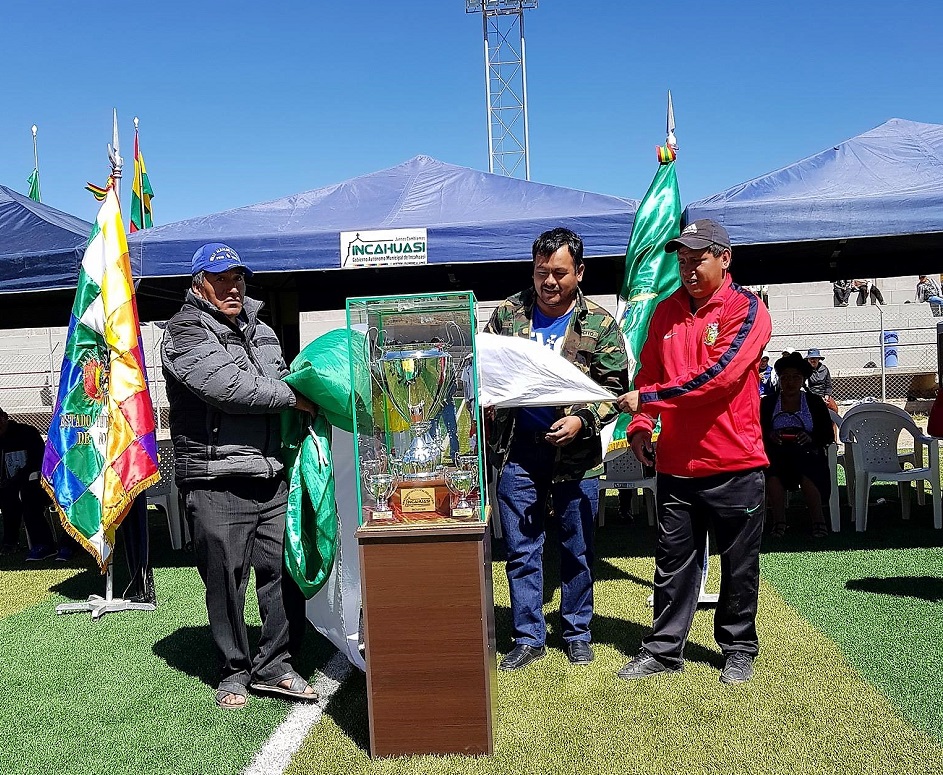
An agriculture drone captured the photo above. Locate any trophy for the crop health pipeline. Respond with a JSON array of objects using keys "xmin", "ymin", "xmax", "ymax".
[
  {"xmin": 455, "ymin": 454, "xmax": 479, "ymax": 475},
  {"xmin": 445, "ymin": 467, "xmax": 477, "ymax": 519},
  {"xmin": 363, "ymin": 469, "xmax": 397, "ymax": 522},
  {"xmin": 374, "ymin": 344, "xmax": 454, "ymax": 479}
]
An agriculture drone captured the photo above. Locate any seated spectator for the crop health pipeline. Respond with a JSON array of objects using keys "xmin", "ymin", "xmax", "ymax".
[
  {"xmin": 746, "ymin": 285, "xmax": 769, "ymax": 306},
  {"xmin": 0, "ymin": 408, "xmax": 59, "ymax": 560},
  {"xmin": 761, "ymin": 353, "xmax": 833, "ymax": 539},
  {"xmin": 915, "ymin": 275, "xmax": 943, "ymax": 316},
  {"xmin": 852, "ymin": 279, "xmax": 884, "ymax": 306},
  {"xmin": 758, "ymin": 353, "xmax": 775, "ymax": 397},
  {"xmin": 832, "ymin": 280, "xmax": 853, "ymax": 307}
]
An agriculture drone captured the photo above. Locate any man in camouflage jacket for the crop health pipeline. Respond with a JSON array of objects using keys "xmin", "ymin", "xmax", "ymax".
[{"xmin": 486, "ymin": 227, "xmax": 628, "ymax": 671}]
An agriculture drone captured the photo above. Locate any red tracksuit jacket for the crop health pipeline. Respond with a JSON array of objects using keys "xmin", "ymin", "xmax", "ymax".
[{"xmin": 626, "ymin": 274, "xmax": 772, "ymax": 477}]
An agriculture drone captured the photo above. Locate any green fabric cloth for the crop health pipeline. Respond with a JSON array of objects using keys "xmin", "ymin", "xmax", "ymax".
[
  {"xmin": 608, "ymin": 160, "xmax": 682, "ymax": 451},
  {"xmin": 27, "ymin": 168, "xmax": 40, "ymax": 202},
  {"xmin": 280, "ymin": 329, "xmax": 369, "ymax": 598}
]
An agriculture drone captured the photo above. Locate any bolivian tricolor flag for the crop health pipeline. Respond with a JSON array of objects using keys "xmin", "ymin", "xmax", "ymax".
[
  {"xmin": 129, "ymin": 130, "xmax": 153, "ymax": 232},
  {"xmin": 42, "ymin": 184, "xmax": 159, "ymax": 570}
]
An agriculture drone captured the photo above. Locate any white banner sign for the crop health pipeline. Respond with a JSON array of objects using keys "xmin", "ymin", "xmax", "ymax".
[{"xmin": 340, "ymin": 228, "xmax": 428, "ymax": 269}]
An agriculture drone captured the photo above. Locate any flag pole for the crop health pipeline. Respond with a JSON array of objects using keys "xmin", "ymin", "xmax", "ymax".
[
  {"xmin": 132, "ymin": 116, "xmax": 139, "ymax": 230},
  {"xmin": 28, "ymin": 125, "xmax": 42, "ymax": 202},
  {"xmin": 31, "ymin": 125, "xmax": 39, "ymax": 176},
  {"xmin": 108, "ymin": 108, "xmax": 123, "ymax": 202}
]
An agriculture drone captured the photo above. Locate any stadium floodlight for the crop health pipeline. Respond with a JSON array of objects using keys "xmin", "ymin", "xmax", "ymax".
[
  {"xmin": 465, "ymin": 1, "xmax": 538, "ymax": 13},
  {"xmin": 465, "ymin": 1, "xmax": 538, "ymax": 179}
]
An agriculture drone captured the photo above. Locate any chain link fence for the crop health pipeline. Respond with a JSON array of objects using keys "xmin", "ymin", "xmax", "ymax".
[
  {"xmin": 2, "ymin": 298, "xmax": 940, "ymax": 434},
  {"xmin": 768, "ymin": 304, "xmax": 939, "ymax": 405},
  {"xmin": 0, "ymin": 323, "xmax": 171, "ymax": 439}
]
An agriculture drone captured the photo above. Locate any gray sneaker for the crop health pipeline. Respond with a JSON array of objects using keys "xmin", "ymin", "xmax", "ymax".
[{"xmin": 720, "ymin": 652, "xmax": 754, "ymax": 684}]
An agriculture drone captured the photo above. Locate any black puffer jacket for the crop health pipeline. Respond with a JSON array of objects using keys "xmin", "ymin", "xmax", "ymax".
[{"xmin": 161, "ymin": 292, "xmax": 296, "ymax": 484}]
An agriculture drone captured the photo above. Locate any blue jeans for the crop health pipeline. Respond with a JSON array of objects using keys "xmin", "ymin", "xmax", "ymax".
[
  {"xmin": 436, "ymin": 399, "xmax": 460, "ymax": 459},
  {"xmin": 497, "ymin": 437, "xmax": 599, "ymax": 647}
]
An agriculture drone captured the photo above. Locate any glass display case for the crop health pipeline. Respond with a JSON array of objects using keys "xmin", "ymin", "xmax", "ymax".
[{"xmin": 347, "ymin": 291, "xmax": 486, "ymax": 529}]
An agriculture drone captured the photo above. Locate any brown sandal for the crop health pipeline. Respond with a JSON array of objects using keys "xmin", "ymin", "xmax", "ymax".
[
  {"xmin": 811, "ymin": 521, "xmax": 829, "ymax": 539},
  {"xmin": 771, "ymin": 522, "xmax": 788, "ymax": 538}
]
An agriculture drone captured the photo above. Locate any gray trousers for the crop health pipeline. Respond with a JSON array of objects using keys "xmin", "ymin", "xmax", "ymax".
[{"xmin": 184, "ymin": 476, "xmax": 293, "ymax": 687}]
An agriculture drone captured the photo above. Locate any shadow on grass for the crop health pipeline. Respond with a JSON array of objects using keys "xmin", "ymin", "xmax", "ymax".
[
  {"xmin": 494, "ymin": 602, "xmax": 725, "ymax": 670},
  {"xmin": 150, "ymin": 616, "xmax": 340, "ymax": 689},
  {"xmin": 152, "ymin": 624, "xmax": 221, "ymax": 688},
  {"xmin": 322, "ymin": 667, "xmax": 370, "ymax": 754},
  {"xmin": 846, "ymin": 575, "xmax": 943, "ymax": 601}
]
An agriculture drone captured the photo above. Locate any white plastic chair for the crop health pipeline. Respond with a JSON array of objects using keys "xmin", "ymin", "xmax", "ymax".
[
  {"xmin": 839, "ymin": 402, "xmax": 922, "ymax": 519},
  {"xmin": 598, "ymin": 451, "xmax": 657, "ymax": 527},
  {"xmin": 838, "ymin": 403, "xmax": 941, "ymax": 532},
  {"xmin": 826, "ymin": 409, "xmax": 845, "ymax": 532},
  {"xmin": 149, "ymin": 440, "xmax": 185, "ymax": 549}
]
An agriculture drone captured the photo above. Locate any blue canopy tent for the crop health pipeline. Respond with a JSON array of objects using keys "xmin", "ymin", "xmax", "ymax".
[
  {"xmin": 125, "ymin": 155, "xmax": 639, "ymax": 336},
  {"xmin": 128, "ymin": 155, "xmax": 638, "ymax": 277},
  {"xmin": 0, "ymin": 186, "xmax": 92, "ymax": 328},
  {"xmin": 0, "ymin": 185, "xmax": 91, "ymax": 293},
  {"xmin": 684, "ymin": 118, "xmax": 943, "ymax": 284}
]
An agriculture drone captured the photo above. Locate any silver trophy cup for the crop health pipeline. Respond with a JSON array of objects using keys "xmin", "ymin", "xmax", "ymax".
[
  {"xmin": 445, "ymin": 467, "xmax": 477, "ymax": 518},
  {"xmin": 363, "ymin": 471, "xmax": 397, "ymax": 521},
  {"xmin": 375, "ymin": 345, "xmax": 454, "ymax": 479}
]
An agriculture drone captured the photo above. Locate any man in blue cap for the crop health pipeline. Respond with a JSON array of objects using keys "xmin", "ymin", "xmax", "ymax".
[{"xmin": 161, "ymin": 243, "xmax": 318, "ymax": 710}]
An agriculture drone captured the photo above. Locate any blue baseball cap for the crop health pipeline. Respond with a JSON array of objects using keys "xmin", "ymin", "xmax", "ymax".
[{"xmin": 191, "ymin": 243, "xmax": 253, "ymax": 277}]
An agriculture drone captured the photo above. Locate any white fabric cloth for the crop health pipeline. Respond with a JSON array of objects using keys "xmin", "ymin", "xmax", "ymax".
[
  {"xmin": 305, "ymin": 428, "xmax": 365, "ymax": 671},
  {"xmin": 476, "ymin": 332, "xmax": 616, "ymax": 408}
]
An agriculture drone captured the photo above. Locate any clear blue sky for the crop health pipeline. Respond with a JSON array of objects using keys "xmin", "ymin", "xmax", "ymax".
[{"xmin": 2, "ymin": 1, "xmax": 941, "ymax": 226}]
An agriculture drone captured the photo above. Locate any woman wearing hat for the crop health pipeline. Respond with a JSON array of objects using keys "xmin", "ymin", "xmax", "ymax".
[{"xmin": 760, "ymin": 352, "xmax": 833, "ymax": 538}]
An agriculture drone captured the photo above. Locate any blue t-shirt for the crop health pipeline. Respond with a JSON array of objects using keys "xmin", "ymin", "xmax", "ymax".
[{"xmin": 516, "ymin": 306, "xmax": 574, "ymax": 433}]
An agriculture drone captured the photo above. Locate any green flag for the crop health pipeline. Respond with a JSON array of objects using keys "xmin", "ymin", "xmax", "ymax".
[
  {"xmin": 605, "ymin": 150, "xmax": 682, "ymax": 455},
  {"xmin": 280, "ymin": 328, "xmax": 371, "ymax": 597},
  {"xmin": 27, "ymin": 168, "xmax": 40, "ymax": 202}
]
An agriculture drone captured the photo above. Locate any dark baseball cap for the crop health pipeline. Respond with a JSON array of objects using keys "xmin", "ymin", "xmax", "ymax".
[
  {"xmin": 191, "ymin": 243, "xmax": 253, "ymax": 277},
  {"xmin": 665, "ymin": 219, "xmax": 731, "ymax": 252}
]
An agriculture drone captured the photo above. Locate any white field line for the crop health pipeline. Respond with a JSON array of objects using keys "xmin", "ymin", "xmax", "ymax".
[{"xmin": 242, "ymin": 651, "xmax": 354, "ymax": 775}]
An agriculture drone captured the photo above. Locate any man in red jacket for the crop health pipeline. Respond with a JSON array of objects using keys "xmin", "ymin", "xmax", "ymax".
[{"xmin": 615, "ymin": 219, "xmax": 771, "ymax": 685}]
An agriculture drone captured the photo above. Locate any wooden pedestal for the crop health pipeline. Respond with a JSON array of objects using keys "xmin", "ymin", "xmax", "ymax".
[{"xmin": 356, "ymin": 520, "xmax": 497, "ymax": 757}]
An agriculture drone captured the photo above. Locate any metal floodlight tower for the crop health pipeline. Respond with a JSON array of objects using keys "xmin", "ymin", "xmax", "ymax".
[{"xmin": 466, "ymin": 0, "xmax": 538, "ymax": 180}]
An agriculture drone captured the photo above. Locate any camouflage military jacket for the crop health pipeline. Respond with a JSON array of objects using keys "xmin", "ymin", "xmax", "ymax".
[{"xmin": 485, "ymin": 287, "xmax": 629, "ymax": 481}]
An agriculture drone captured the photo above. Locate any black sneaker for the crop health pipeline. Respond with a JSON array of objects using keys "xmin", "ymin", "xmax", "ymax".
[
  {"xmin": 720, "ymin": 652, "xmax": 754, "ymax": 684},
  {"xmin": 25, "ymin": 544, "xmax": 56, "ymax": 561},
  {"xmin": 499, "ymin": 644, "xmax": 546, "ymax": 671},
  {"xmin": 617, "ymin": 649, "xmax": 682, "ymax": 680}
]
